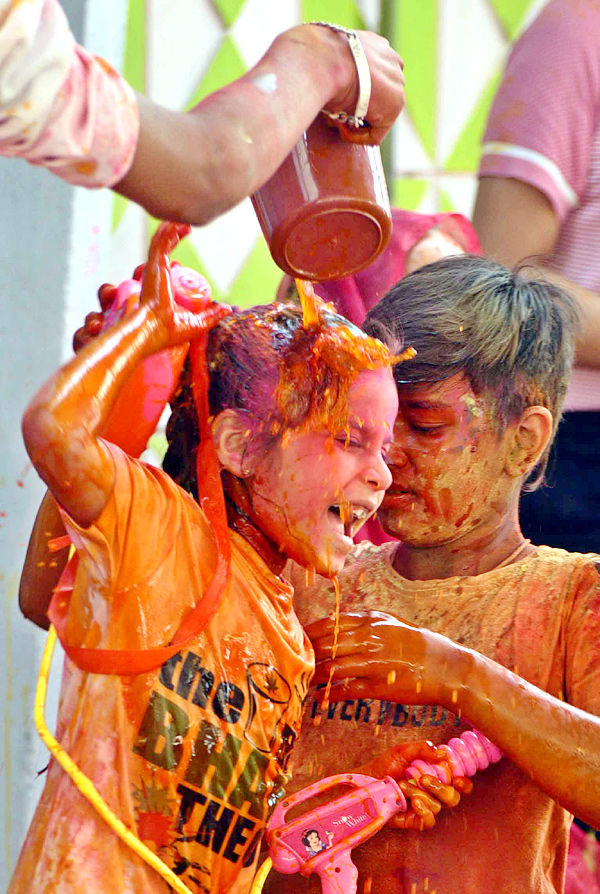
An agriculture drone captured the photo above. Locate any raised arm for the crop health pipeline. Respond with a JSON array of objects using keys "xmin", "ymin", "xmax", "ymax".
[
  {"xmin": 115, "ymin": 25, "xmax": 405, "ymax": 224},
  {"xmin": 308, "ymin": 609, "xmax": 600, "ymax": 829},
  {"xmin": 21, "ymin": 223, "xmax": 230, "ymax": 527},
  {"xmin": 0, "ymin": 2, "xmax": 403, "ymax": 224}
]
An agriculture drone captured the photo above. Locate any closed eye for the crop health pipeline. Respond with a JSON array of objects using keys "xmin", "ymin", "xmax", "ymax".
[
  {"xmin": 335, "ymin": 436, "xmax": 361, "ymax": 448},
  {"xmin": 410, "ymin": 423, "xmax": 447, "ymax": 435}
]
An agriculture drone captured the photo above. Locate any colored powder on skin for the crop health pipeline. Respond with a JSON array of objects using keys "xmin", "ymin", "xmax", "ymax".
[
  {"xmin": 461, "ymin": 394, "xmax": 484, "ymax": 419},
  {"xmin": 249, "ymin": 72, "xmax": 278, "ymax": 94}
]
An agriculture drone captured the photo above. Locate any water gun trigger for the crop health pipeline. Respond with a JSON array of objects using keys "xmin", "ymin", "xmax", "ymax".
[
  {"xmin": 101, "ymin": 279, "xmax": 142, "ymax": 330},
  {"xmin": 267, "ymin": 773, "xmax": 406, "ymax": 883}
]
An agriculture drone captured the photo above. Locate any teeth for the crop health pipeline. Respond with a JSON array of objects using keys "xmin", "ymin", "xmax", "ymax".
[{"xmin": 329, "ymin": 505, "xmax": 369, "ymax": 523}]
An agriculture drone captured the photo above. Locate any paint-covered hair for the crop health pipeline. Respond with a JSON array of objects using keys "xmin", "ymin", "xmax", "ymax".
[
  {"xmin": 363, "ymin": 255, "xmax": 579, "ymax": 489},
  {"xmin": 164, "ymin": 301, "xmax": 398, "ymax": 497}
]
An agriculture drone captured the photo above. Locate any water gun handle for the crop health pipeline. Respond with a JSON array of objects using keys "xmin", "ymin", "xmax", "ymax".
[{"xmin": 318, "ymin": 853, "xmax": 358, "ymax": 894}]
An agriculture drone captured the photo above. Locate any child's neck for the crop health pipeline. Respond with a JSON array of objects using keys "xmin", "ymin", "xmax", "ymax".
[
  {"xmin": 224, "ymin": 476, "xmax": 287, "ymax": 577},
  {"xmin": 392, "ymin": 511, "xmax": 535, "ymax": 581}
]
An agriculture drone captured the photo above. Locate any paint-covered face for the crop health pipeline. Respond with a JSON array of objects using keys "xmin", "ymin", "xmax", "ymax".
[
  {"xmin": 379, "ymin": 373, "xmax": 513, "ymax": 546},
  {"xmin": 248, "ymin": 368, "xmax": 397, "ymax": 575}
]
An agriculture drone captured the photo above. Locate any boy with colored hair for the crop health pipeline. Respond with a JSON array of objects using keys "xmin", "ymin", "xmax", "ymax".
[{"xmin": 277, "ymin": 255, "xmax": 600, "ymax": 894}]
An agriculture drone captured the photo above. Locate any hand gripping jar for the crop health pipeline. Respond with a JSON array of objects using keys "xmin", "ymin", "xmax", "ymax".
[{"xmin": 251, "ymin": 114, "xmax": 392, "ymax": 281}]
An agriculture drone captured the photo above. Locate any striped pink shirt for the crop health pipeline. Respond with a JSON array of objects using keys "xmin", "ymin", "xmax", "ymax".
[{"xmin": 479, "ymin": 0, "xmax": 600, "ymax": 411}]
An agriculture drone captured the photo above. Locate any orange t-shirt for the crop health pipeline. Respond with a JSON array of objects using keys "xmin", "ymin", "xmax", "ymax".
[
  {"xmin": 276, "ymin": 542, "xmax": 600, "ymax": 894},
  {"xmin": 9, "ymin": 445, "xmax": 313, "ymax": 894}
]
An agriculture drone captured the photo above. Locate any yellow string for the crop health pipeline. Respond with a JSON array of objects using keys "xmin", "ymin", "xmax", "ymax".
[
  {"xmin": 250, "ymin": 857, "xmax": 273, "ymax": 894},
  {"xmin": 35, "ymin": 624, "xmax": 194, "ymax": 894}
]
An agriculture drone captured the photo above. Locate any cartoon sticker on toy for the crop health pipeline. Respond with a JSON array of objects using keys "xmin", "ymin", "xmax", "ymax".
[{"xmin": 301, "ymin": 828, "xmax": 334, "ymax": 858}]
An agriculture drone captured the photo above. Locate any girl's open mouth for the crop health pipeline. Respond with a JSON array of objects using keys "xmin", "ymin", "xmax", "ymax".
[{"xmin": 328, "ymin": 503, "xmax": 371, "ymax": 537}]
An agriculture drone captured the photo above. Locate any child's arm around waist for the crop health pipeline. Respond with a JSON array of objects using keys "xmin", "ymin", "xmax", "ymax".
[{"xmin": 21, "ymin": 222, "xmax": 230, "ymax": 527}]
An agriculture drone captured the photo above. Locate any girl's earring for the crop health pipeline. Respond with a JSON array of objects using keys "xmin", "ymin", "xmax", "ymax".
[{"xmin": 242, "ymin": 468, "xmax": 252, "ymax": 477}]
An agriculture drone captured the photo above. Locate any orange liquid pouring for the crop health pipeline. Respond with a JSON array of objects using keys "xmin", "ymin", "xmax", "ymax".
[
  {"xmin": 295, "ymin": 278, "xmax": 320, "ymax": 329},
  {"xmin": 314, "ymin": 576, "xmax": 341, "ymax": 724}
]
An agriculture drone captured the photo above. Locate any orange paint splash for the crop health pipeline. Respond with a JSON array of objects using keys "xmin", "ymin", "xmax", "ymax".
[
  {"xmin": 314, "ymin": 576, "xmax": 341, "ymax": 724},
  {"xmin": 272, "ymin": 281, "xmax": 414, "ymax": 448}
]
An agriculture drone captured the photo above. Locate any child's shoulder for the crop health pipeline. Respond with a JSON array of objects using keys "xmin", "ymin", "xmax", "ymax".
[
  {"xmin": 104, "ymin": 440, "xmax": 196, "ymax": 503},
  {"xmin": 85, "ymin": 440, "xmax": 211, "ymax": 543},
  {"xmin": 532, "ymin": 544, "xmax": 600, "ymax": 572},
  {"xmin": 527, "ymin": 545, "xmax": 600, "ymax": 593}
]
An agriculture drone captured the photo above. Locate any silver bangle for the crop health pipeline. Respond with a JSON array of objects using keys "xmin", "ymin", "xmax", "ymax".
[{"xmin": 309, "ymin": 21, "xmax": 371, "ymax": 128}]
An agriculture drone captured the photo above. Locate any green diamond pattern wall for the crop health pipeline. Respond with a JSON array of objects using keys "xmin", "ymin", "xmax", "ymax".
[{"xmin": 110, "ymin": 0, "xmax": 547, "ymax": 307}]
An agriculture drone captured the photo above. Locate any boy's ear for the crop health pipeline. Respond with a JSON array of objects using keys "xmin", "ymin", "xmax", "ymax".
[
  {"xmin": 212, "ymin": 409, "xmax": 255, "ymax": 478},
  {"xmin": 505, "ymin": 406, "xmax": 553, "ymax": 478}
]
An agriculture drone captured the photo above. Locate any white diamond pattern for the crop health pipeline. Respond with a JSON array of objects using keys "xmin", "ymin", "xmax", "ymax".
[
  {"xmin": 438, "ymin": 0, "xmax": 506, "ymax": 165},
  {"xmin": 146, "ymin": 0, "xmax": 224, "ymax": 109}
]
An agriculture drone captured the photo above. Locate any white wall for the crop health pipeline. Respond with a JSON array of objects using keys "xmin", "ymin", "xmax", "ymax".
[{"xmin": 0, "ymin": 1, "xmax": 127, "ymax": 886}]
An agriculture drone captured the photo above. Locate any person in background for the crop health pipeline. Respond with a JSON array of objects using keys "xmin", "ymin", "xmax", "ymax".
[
  {"xmin": 473, "ymin": 0, "xmax": 600, "ymax": 555},
  {"xmin": 0, "ymin": 0, "xmax": 405, "ymax": 225}
]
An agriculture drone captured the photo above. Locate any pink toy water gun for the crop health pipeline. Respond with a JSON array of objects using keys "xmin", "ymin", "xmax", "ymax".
[{"xmin": 264, "ymin": 729, "xmax": 502, "ymax": 894}]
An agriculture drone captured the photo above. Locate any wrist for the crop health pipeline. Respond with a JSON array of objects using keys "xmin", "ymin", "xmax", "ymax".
[
  {"xmin": 298, "ymin": 24, "xmax": 358, "ymax": 109},
  {"xmin": 105, "ymin": 301, "xmax": 166, "ymax": 360},
  {"xmin": 430, "ymin": 633, "xmax": 474, "ymax": 710},
  {"xmin": 307, "ymin": 23, "xmax": 370, "ymax": 126},
  {"xmin": 133, "ymin": 302, "xmax": 172, "ymax": 356}
]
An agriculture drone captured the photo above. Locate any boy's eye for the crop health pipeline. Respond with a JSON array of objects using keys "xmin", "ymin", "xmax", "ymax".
[
  {"xmin": 410, "ymin": 422, "xmax": 447, "ymax": 435},
  {"xmin": 335, "ymin": 436, "xmax": 360, "ymax": 448}
]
